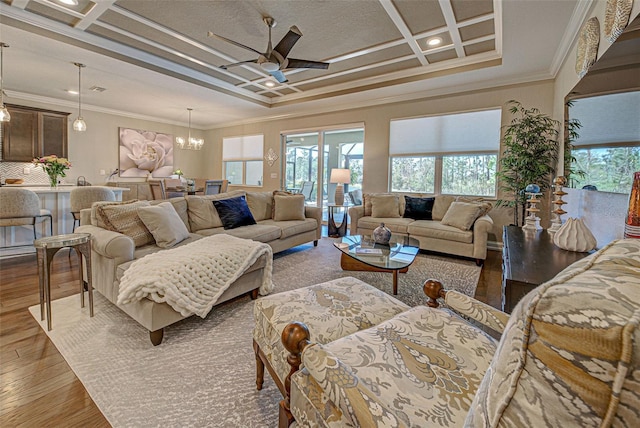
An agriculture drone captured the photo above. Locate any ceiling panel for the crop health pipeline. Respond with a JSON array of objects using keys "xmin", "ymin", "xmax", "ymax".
[
  {"xmin": 425, "ymin": 49, "xmax": 458, "ymax": 63},
  {"xmin": 464, "ymin": 40, "xmax": 495, "ymax": 56},
  {"xmin": 450, "ymin": 0, "xmax": 493, "ymax": 22},
  {"xmin": 25, "ymin": 1, "xmax": 78, "ymax": 26},
  {"xmin": 459, "ymin": 20, "xmax": 494, "ymax": 42},
  {"xmin": 393, "ymin": 0, "xmax": 446, "ymax": 34}
]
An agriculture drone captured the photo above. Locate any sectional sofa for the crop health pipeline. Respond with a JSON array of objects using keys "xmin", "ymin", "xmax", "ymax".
[
  {"xmin": 349, "ymin": 193, "xmax": 493, "ymax": 264},
  {"xmin": 76, "ymin": 190, "xmax": 322, "ymax": 344}
]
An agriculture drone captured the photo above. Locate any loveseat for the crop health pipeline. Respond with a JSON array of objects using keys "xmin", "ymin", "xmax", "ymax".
[
  {"xmin": 76, "ymin": 190, "xmax": 322, "ymax": 345},
  {"xmin": 280, "ymin": 238, "xmax": 640, "ymax": 427},
  {"xmin": 349, "ymin": 193, "xmax": 493, "ymax": 264}
]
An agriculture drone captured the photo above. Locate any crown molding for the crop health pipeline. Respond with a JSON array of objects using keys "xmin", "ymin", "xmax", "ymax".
[
  {"xmin": 5, "ymin": 90, "xmax": 207, "ymax": 129},
  {"xmin": 209, "ymin": 70, "xmax": 555, "ymax": 129},
  {"xmin": 549, "ymin": 0, "xmax": 596, "ymax": 76}
]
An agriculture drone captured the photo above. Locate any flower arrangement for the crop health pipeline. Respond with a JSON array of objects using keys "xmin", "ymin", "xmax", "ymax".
[{"xmin": 33, "ymin": 155, "xmax": 72, "ymax": 188}]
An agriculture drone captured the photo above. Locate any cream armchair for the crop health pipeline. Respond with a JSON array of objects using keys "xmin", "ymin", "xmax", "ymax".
[{"xmin": 280, "ymin": 239, "xmax": 640, "ymax": 427}]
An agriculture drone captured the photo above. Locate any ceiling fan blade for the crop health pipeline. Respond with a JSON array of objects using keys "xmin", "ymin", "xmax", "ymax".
[
  {"xmin": 286, "ymin": 58, "xmax": 330, "ymax": 70},
  {"xmin": 219, "ymin": 59, "xmax": 258, "ymax": 70},
  {"xmin": 207, "ymin": 31, "xmax": 263, "ymax": 56},
  {"xmin": 270, "ymin": 70, "xmax": 288, "ymax": 83},
  {"xmin": 273, "ymin": 26, "xmax": 302, "ymax": 58}
]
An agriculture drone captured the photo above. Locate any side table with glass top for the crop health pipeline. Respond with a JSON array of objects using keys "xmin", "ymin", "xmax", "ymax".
[
  {"xmin": 34, "ymin": 233, "xmax": 93, "ymax": 331},
  {"xmin": 334, "ymin": 234, "xmax": 419, "ymax": 295}
]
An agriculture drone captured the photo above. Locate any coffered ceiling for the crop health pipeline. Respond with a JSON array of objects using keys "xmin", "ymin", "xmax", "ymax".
[{"xmin": 0, "ymin": 0, "xmax": 586, "ymax": 127}]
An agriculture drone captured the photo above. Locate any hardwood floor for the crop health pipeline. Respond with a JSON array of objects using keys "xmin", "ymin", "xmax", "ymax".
[{"xmin": 0, "ymin": 246, "xmax": 503, "ymax": 427}]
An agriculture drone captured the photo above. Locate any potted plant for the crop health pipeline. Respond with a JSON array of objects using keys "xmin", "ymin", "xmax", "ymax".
[{"xmin": 496, "ymin": 100, "xmax": 560, "ymax": 226}]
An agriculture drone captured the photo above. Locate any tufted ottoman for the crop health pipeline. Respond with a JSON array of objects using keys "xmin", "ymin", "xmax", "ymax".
[{"xmin": 253, "ymin": 276, "xmax": 410, "ymax": 396}]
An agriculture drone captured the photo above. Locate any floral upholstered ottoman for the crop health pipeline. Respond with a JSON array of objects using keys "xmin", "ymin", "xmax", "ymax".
[{"xmin": 252, "ymin": 276, "xmax": 409, "ymax": 396}]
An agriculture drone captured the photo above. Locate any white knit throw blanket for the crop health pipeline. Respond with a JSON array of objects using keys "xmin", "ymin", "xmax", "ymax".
[{"xmin": 117, "ymin": 234, "xmax": 273, "ymax": 318}]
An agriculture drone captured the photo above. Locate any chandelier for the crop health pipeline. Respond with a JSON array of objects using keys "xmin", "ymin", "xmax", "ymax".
[{"xmin": 175, "ymin": 108, "xmax": 203, "ymax": 150}]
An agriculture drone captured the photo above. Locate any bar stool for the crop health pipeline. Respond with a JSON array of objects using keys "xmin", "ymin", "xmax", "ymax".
[{"xmin": 34, "ymin": 233, "xmax": 93, "ymax": 331}]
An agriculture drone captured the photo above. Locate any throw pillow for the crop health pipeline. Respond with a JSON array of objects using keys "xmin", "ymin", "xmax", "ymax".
[
  {"xmin": 137, "ymin": 202, "xmax": 190, "ymax": 248},
  {"xmin": 185, "ymin": 190, "xmax": 245, "ymax": 232},
  {"xmin": 432, "ymin": 195, "xmax": 456, "ymax": 221},
  {"xmin": 212, "ymin": 195, "xmax": 257, "ymax": 229},
  {"xmin": 273, "ymin": 193, "xmax": 306, "ymax": 221},
  {"xmin": 246, "ymin": 192, "xmax": 274, "ymax": 221},
  {"xmin": 456, "ymin": 196, "xmax": 493, "ymax": 217},
  {"xmin": 271, "ymin": 190, "xmax": 298, "ymax": 219},
  {"xmin": 440, "ymin": 202, "xmax": 483, "ymax": 231},
  {"xmin": 370, "ymin": 194, "xmax": 400, "ymax": 218},
  {"xmin": 97, "ymin": 200, "xmax": 154, "ymax": 247},
  {"xmin": 403, "ymin": 196, "xmax": 435, "ymax": 220}
]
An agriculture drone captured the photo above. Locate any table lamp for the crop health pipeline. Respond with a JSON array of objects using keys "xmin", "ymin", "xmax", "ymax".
[{"xmin": 330, "ymin": 168, "xmax": 350, "ymax": 206}]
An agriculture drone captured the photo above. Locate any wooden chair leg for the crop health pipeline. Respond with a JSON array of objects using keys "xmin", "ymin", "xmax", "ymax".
[
  {"xmin": 280, "ymin": 322, "xmax": 311, "ymax": 428},
  {"xmin": 149, "ymin": 328, "xmax": 164, "ymax": 346},
  {"xmin": 253, "ymin": 340, "xmax": 265, "ymax": 390}
]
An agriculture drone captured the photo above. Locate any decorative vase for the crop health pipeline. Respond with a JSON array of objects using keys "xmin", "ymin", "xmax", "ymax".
[
  {"xmin": 625, "ymin": 171, "xmax": 640, "ymax": 239},
  {"xmin": 48, "ymin": 173, "xmax": 59, "ymax": 188},
  {"xmin": 373, "ymin": 223, "xmax": 391, "ymax": 245},
  {"xmin": 553, "ymin": 217, "xmax": 597, "ymax": 252}
]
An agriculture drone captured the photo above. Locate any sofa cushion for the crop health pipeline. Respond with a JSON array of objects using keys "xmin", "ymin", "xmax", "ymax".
[
  {"xmin": 197, "ymin": 223, "xmax": 281, "ymax": 243},
  {"xmin": 137, "ymin": 202, "xmax": 190, "ymax": 248},
  {"xmin": 357, "ymin": 216, "xmax": 414, "ymax": 234},
  {"xmin": 273, "ymin": 193, "xmax": 306, "ymax": 221},
  {"xmin": 432, "ymin": 195, "xmax": 456, "ymax": 221},
  {"xmin": 408, "ymin": 220, "xmax": 474, "ymax": 243},
  {"xmin": 467, "ymin": 239, "xmax": 640, "ymax": 427},
  {"xmin": 186, "ymin": 190, "xmax": 245, "ymax": 232},
  {"xmin": 120, "ymin": 234, "xmax": 202, "ymax": 280},
  {"xmin": 403, "ymin": 195, "xmax": 435, "ymax": 220},
  {"xmin": 246, "ymin": 191, "xmax": 273, "ymax": 222},
  {"xmin": 212, "ymin": 195, "xmax": 257, "ymax": 229},
  {"xmin": 303, "ymin": 305, "xmax": 498, "ymax": 427},
  {"xmin": 260, "ymin": 218, "xmax": 317, "ymax": 239},
  {"xmin": 370, "ymin": 194, "xmax": 400, "ymax": 218},
  {"xmin": 441, "ymin": 201, "xmax": 483, "ymax": 230},
  {"xmin": 96, "ymin": 200, "xmax": 154, "ymax": 247}
]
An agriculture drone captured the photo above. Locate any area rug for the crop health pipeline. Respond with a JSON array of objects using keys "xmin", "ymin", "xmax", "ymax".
[{"xmin": 28, "ymin": 238, "xmax": 481, "ymax": 427}]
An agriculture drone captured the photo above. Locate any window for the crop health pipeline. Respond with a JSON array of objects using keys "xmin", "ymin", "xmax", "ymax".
[
  {"xmin": 569, "ymin": 92, "xmax": 640, "ymax": 193},
  {"xmin": 389, "ymin": 109, "xmax": 501, "ymax": 197},
  {"xmin": 222, "ymin": 135, "xmax": 264, "ymax": 186}
]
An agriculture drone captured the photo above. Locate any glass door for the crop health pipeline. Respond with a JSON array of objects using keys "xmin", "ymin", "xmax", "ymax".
[{"xmin": 283, "ymin": 132, "xmax": 320, "ymax": 205}]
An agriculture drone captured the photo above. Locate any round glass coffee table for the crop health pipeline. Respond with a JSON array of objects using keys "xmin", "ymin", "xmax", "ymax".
[{"xmin": 334, "ymin": 234, "xmax": 419, "ymax": 295}]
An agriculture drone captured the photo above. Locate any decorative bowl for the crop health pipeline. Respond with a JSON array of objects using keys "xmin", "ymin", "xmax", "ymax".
[
  {"xmin": 5, "ymin": 179, "xmax": 24, "ymax": 184},
  {"xmin": 525, "ymin": 184, "xmax": 540, "ymax": 193}
]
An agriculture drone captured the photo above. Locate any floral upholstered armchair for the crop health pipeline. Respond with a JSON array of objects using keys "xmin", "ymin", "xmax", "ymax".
[{"xmin": 280, "ymin": 239, "xmax": 640, "ymax": 427}]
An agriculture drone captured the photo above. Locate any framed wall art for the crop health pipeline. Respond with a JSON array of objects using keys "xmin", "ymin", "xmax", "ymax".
[{"xmin": 119, "ymin": 127, "xmax": 174, "ymax": 177}]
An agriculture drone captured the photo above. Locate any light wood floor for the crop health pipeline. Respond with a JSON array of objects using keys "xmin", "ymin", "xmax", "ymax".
[{"xmin": 0, "ymin": 246, "xmax": 503, "ymax": 427}]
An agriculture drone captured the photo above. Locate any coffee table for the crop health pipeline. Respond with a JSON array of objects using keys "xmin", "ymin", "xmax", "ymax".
[{"xmin": 334, "ymin": 234, "xmax": 420, "ymax": 295}]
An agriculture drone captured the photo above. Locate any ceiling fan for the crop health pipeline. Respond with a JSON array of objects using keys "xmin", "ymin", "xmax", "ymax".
[{"xmin": 207, "ymin": 16, "xmax": 329, "ymax": 84}]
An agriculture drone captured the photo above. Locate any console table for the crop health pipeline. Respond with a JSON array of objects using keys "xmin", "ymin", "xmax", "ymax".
[{"xmin": 502, "ymin": 225, "xmax": 593, "ymax": 313}]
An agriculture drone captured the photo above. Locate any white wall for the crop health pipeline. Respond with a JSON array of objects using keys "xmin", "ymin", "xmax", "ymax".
[{"xmin": 0, "ymin": 96, "xmax": 208, "ymax": 185}]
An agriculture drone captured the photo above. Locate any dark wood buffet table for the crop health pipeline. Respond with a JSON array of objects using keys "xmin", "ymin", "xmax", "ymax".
[{"xmin": 502, "ymin": 225, "xmax": 593, "ymax": 313}]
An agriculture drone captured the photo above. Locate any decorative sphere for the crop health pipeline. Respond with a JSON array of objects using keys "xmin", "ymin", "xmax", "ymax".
[
  {"xmin": 373, "ymin": 223, "xmax": 391, "ymax": 245},
  {"xmin": 554, "ymin": 176, "xmax": 566, "ymax": 186},
  {"xmin": 525, "ymin": 184, "xmax": 540, "ymax": 193}
]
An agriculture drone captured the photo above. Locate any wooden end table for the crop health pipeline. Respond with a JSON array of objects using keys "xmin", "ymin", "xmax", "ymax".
[{"xmin": 502, "ymin": 226, "xmax": 593, "ymax": 313}]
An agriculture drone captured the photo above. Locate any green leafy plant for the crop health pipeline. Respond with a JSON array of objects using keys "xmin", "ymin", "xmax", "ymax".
[
  {"xmin": 496, "ymin": 100, "xmax": 559, "ymax": 226},
  {"xmin": 564, "ymin": 99, "xmax": 585, "ymax": 185}
]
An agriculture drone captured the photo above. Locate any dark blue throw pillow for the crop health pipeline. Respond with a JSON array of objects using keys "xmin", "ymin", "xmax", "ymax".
[
  {"xmin": 403, "ymin": 196, "xmax": 435, "ymax": 220},
  {"xmin": 212, "ymin": 196, "xmax": 257, "ymax": 230}
]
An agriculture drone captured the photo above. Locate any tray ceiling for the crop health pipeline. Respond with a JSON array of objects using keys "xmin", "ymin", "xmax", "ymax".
[{"xmin": 2, "ymin": 0, "xmax": 502, "ymax": 107}]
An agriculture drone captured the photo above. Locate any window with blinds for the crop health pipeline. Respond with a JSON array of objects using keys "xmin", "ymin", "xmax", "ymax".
[{"xmin": 222, "ymin": 134, "xmax": 264, "ymax": 186}]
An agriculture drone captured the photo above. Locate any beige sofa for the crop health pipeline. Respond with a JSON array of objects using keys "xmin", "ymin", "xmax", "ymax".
[
  {"xmin": 280, "ymin": 238, "xmax": 640, "ymax": 427},
  {"xmin": 349, "ymin": 193, "xmax": 493, "ymax": 264},
  {"xmin": 76, "ymin": 190, "xmax": 322, "ymax": 345}
]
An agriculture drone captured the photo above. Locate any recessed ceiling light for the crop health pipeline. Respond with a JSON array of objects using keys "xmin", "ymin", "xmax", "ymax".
[
  {"xmin": 264, "ymin": 81, "xmax": 276, "ymax": 88},
  {"xmin": 58, "ymin": 0, "xmax": 79, "ymax": 5},
  {"xmin": 67, "ymin": 89, "xmax": 78, "ymax": 95},
  {"xmin": 427, "ymin": 37, "xmax": 443, "ymax": 47}
]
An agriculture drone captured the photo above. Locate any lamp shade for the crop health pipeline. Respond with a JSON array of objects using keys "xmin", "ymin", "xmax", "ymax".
[{"xmin": 330, "ymin": 168, "xmax": 350, "ymax": 184}]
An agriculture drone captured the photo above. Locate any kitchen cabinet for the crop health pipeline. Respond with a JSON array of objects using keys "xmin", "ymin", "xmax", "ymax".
[{"xmin": 1, "ymin": 104, "xmax": 70, "ymax": 162}]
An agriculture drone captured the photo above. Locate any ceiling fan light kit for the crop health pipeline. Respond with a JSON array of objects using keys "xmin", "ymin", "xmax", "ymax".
[{"xmin": 208, "ymin": 15, "xmax": 329, "ymax": 84}]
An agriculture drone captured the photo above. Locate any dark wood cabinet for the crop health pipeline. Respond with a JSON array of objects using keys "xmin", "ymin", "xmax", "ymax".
[
  {"xmin": 1, "ymin": 105, "xmax": 69, "ymax": 162},
  {"xmin": 502, "ymin": 226, "xmax": 593, "ymax": 313}
]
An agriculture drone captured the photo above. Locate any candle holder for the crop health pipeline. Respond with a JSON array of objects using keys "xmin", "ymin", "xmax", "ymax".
[
  {"xmin": 522, "ymin": 192, "xmax": 543, "ymax": 231},
  {"xmin": 549, "ymin": 176, "xmax": 567, "ymax": 234}
]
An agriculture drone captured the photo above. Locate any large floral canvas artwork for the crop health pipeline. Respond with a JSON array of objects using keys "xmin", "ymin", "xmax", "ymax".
[{"xmin": 119, "ymin": 128, "xmax": 174, "ymax": 177}]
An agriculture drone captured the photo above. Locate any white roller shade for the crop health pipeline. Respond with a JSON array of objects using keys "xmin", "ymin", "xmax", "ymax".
[
  {"xmin": 389, "ymin": 109, "xmax": 501, "ymax": 155},
  {"xmin": 222, "ymin": 135, "xmax": 264, "ymax": 160},
  {"xmin": 571, "ymin": 92, "xmax": 640, "ymax": 146}
]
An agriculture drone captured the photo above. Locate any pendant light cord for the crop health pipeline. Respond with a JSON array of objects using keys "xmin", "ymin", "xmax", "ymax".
[
  {"xmin": 77, "ymin": 64, "xmax": 82, "ymax": 117},
  {"xmin": 0, "ymin": 43, "xmax": 5, "ymax": 103}
]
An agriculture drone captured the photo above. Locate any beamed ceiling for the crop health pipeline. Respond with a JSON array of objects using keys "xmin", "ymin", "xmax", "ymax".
[{"xmin": 0, "ymin": 0, "xmax": 586, "ymax": 127}]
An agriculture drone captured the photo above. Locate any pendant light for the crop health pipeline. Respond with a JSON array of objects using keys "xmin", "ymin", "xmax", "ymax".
[
  {"xmin": 175, "ymin": 108, "xmax": 203, "ymax": 150},
  {"xmin": 72, "ymin": 62, "xmax": 86, "ymax": 132},
  {"xmin": 0, "ymin": 43, "xmax": 10, "ymax": 123}
]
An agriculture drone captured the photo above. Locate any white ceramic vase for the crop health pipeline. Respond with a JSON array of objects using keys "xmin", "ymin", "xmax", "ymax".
[{"xmin": 553, "ymin": 217, "xmax": 597, "ymax": 252}]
